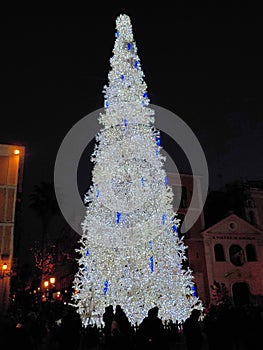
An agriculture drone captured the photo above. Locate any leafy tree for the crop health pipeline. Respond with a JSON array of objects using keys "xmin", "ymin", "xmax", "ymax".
[{"xmin": 29, "ymin": 181, "xmax": 60, "ymax": 273}]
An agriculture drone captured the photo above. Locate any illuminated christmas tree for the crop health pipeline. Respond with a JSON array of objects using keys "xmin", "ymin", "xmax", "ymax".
[{"xmin": 72, "ymin": 14, "xmax": 202, "ymax": 327}]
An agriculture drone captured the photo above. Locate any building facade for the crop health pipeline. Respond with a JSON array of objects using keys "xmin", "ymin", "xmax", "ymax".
[
  {"xmin": 167, "ymin": 174, "xmax": 263, "ymax": 308},
  {"xmin": 167, "ymin": 172, "xmax": 210, "ymax": 305},
  {"xmin": 244, "ymin": 180, "xmax": 263, "ymax": 230},
  {"xmin": 202, "ymin": 213, "xmax": 263, "ymax": 306},
  {"xmin": 0, "ymin": 143, "xmax": 25, "ymax": 312}
]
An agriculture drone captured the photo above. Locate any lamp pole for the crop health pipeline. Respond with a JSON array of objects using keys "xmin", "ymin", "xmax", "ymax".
[
  {"xmin": 2, "ymin": 263, "xmax": 7, "ymax": 277},
  {"xmin": 43, "ymin": 277, "xmax": 56, "ymax": 302},
  {"xmin": 0, "ymin": 263, "xmax": 11, "ymax": 312}
]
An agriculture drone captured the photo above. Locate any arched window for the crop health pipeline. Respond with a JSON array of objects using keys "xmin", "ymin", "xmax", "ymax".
[
  {"xmin": 229, "ymin": 245, "xmax": 245, "ymax": 266},
  {"xmin": 246, "ymin": 244, "xmax": 257, "ymax": 261},
  {"xmin": 214, "ymin": 244, "xmax": 225, "ymax": 261}
]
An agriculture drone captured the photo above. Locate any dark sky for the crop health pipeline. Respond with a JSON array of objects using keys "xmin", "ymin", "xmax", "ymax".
[{"xmin": 0, "ymin": 8, "xmax": 262, "ymax": 255}]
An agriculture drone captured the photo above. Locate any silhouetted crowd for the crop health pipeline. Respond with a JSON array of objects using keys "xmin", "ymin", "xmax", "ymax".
[{"xmin": 0, "ymin": 300, "xmax": 263, "ymax": 349}]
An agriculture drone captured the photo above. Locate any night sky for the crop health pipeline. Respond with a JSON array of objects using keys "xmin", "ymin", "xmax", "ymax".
[{"xmin": 0, "ymin": 8, "xmax": 262, "ymax": 260}]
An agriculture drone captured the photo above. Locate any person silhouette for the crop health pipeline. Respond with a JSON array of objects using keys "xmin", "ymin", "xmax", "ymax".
[
  {"xmin": 103, "ymin": 305, "xmax": 115, "ymax": 347},
  {"xmin": 183, "ymin": 309, "xmax": 203, "ymax": 350},
  {"xmin": 110, "ymin": 305, "xmax": 132, "ymax": 349},
  {"xmin": 138, "ymin": 306, "xmax": 164, "ymax": 349}
]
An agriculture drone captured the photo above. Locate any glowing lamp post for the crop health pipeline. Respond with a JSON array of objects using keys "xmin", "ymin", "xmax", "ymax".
[
  {"xmin": 43, "ymin": 277, "xmax": 56, "ymax": 301},
  {"xmin": 50, "ymin": 277, "xmax": 56, "ymax": 286},
  {"xmin": 2, "ymin": 263, "xmax": 7, "ymax": 277},
  {"xmin": 1, "ymin": 263, "xmax": 10, "ymax": 312}
]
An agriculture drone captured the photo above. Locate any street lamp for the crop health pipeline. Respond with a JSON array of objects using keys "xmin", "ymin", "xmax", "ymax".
[
  {"xmin": 1, "ymin": 263, "xmax": 10, "ymax": 312},
  {"xmin": 43, "ymin": 277, "xmax": 56, "ymax": 301},
  {"xmin": 2, "ymin": 263, "xmax": 7, "ymax": 278},
  {"xmin": 50, "ymin": 277, "xmax": 56, "ymax": 286},
  {"xmin": 49, "ymin": 277, "xmax": 56, "ymax": 300}
]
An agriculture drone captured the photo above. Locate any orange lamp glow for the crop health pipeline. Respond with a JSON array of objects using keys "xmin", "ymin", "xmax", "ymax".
[
  {"xmin": 13, "ymin": 149, "xmax": 20, "ymax": 155},
  {"xmin": 50, "ymin": 277, "xmax": 56, "ymax": 284}
]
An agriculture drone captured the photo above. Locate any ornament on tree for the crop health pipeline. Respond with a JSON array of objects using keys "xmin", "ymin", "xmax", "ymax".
[{"xmin": 72, "ymin": 13, "xmax": 202, "ymax": 327}]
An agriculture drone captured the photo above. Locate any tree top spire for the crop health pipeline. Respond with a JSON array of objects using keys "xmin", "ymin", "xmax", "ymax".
[
  {"xmin": 100, "ymin": 13, "xmax": 154, "ymax": 128},
  {"xmin": 115, "ymin": 13, "xmax": 134, "ymax": 42}
]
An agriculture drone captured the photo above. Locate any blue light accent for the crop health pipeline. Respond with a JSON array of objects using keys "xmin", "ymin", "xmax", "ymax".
[
  {"xmin": 105, "ymin": 100, "xmax": 109, "ymax": 108},
  {"xmin": 121, "ymin": 74, "xmax": 124, "ymax": 80},
  {"xmin": 165, "ymin": 176, "xmax": 168, "ymax": 186},
  {"xmin": 115, "ymin": 31, "xmax": 119, "ymax": 38},
  {"xmin": 162, "ymin": 214, "xmax": 166, "ymax": 225},
  {"xmin": 150, "ymin": 256, "xmax": 154, "ymax": 272},
  {"xmin": 141, "ymin": 177, "xmax": 145, "ymax": 187},
  {"xmin": 103, "ymin": 280, "xmax": 109, "ymax": 295},
  {"xmin": 127, "ymin": 43, "xmax": 131, "ymax": 50},
  {"xmin": 156, "ymin": 149, "xmax": 159, "ymax": 157},
  {"xmin": 124, "ymin": 119, "xmax": 127, "ymax": 126},
  {"xmin": 86, "ymin": 249, "xmax": 89, "ymax": 256},
  {"xmin": 96, "ymin": 190, "xmax": 100, "ymax": 198},
  {"xmin": 192, "ymin": 285, "xmax": 197, "ymax": 297},
  {"xmin": 156, "ymin": 136, "xmax": 161, "ymax": 146},
  {"xmin": 134, "ymin": 60, "xmax": 139, "ymax": 68},
  {"xmin": 143, "ymin": 92, "xmax": 148, "ymax": 98},
  {"xmin": 173, "ymin": 225, "xmax": 177, "ymax": 232},
  {"xmin": 116, "ymin": 212, "xmax": 121, "ymax": 224}
]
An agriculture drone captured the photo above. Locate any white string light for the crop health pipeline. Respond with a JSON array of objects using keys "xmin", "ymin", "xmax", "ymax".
[{"xmin": 72, "ymin": 13, "xmax": 202, "ymax": 327}]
